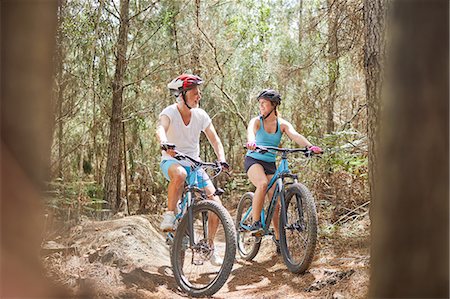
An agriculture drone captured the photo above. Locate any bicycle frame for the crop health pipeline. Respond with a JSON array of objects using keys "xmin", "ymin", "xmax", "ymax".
[
  {"xmin": 166, "ymin": 157, "xmax": 218, "ymax": 248},
  {"xmin": 240, "ymin": 151, "xmax": 298, "ymax": 235}
]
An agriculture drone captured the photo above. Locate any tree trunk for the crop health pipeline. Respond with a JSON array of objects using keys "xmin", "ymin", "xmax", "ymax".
[
  {"xmin": 55, "ymin": 0, "xmax": 65, "ymax": 179},
  {"xmin": 364, "ymin": 0, "xmax": 384, "ymax": 204},
  {"xmin": 170, "ymin": 3, "xmax": 183, "ymax": 72},
  {"xmin": 326, "ymin": 0, "xmax": 339, "ymax": 134},
  {"xmin": 298, "ymin": 0, "xmax": 303, "ymax": 45},
  {"xmin": 369, "ymin": 1, "xmax": 449, "ymax": 297},
  {"xmin": 104, "ymin": 0, "xmax": 129, "ymax": 212},
  {"xmin": 89, "ymin": 0, "xmax": 104, "ymax": 183},
  {"xmin": 192, "ymin": 0, "xmax": 201, "ymax": 74}
]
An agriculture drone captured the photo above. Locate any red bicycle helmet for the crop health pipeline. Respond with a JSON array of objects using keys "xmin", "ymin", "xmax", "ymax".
[{"xmin": 167, "ymin": 74, "xmax": 203, "ymax": 97}]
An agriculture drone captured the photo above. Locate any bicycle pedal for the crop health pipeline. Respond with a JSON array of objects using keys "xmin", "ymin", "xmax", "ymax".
[
  {"xmin": 251, "ymin": 230, "xmax": 264, "ymax": 238},
  {"xmin": 245, "ymin": 236, "xmax": 261, "ymax": 245}
]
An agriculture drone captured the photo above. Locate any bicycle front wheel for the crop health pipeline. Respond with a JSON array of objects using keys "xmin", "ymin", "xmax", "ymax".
[
  {"xmin": 171, "ymin": 200, "xmax": 236, "ymax": 297},
  {"xmin": 279, "ymin": 183, "xmax": 318, "ymax": 274}
]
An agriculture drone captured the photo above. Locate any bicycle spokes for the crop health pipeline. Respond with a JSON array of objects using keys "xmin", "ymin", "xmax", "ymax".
[
  {"xmin": 236, "ymin": 192, "xmax": 262, "ymax": 260},
  {"xmin": 285, "ymin": 194, "xmax": 309, "ymax": 255},
  {"xmin": 172, "ymin": 202, "xmax": 232, "ymax": 293},
  {"xmin": 191, "ymin": 238, "xmax": 213, "ymax": 265},
  {"xmin": 280, "ymin": 183, "xmax": 318, "ymax": 274}
]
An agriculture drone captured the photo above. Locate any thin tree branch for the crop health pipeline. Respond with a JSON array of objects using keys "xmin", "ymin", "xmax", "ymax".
[
  {"xmin": 211, "ymin": 81, "xmax": 247, "ymax": 128},
  {"xmin": 104, "ymin": 4, "xmax": 120, "ymax": 20},
  {"xmin": 128, "ymin": 0, "xmax": 159, "ymax": 21}
]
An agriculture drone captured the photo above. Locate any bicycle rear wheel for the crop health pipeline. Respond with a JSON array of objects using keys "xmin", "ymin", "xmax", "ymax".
[
  {"xmin": 279, "ymin": 183, "xmax": 317, "ymax": 273},
  {"xmin": 235, "ymin": 192, "xmax": 261, "ymax": 260},
  {"xmin": 171, "ymin": 200, "xmax": 236, "ymax": 297}
]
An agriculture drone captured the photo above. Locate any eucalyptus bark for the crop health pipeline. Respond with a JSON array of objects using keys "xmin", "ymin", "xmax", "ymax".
[
  {"xmin": 326, "ymin": 0, "xmax": 339, "ymax": 134},
  {"xmin": 192, "ymin": 0, "xmax": 201, "ymax": 74},
  {"xmin": 369, "ymin": 1, "xmax": 449, "ymax": 297},
  {"xmin": 55, "ymin": 0, "xmax": 65, "ymax": 179},
  {"xmin": 364, "ymin": 0, "xmax": 384, "ymax": 203},
  {"xmin": 104, "ymin": 0, "xmax": 129, "ymax": 211},
  {"xmin": 90, "ymin": 0, "xmax": 104, "ymax": 182}
]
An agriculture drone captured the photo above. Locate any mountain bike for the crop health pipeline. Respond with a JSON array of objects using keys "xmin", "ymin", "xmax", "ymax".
[
  {"xmin": 163, "ymin": 148, "xmax": 236, "ymax": 297},
  {"xmin": 236, "ymin": 145, "xmax": 319, "ymax": 274}
]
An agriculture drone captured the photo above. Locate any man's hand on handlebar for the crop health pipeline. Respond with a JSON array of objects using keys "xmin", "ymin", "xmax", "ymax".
[
  {"xmin": 219, "ymin": 161, "xmax": 230, "ymax": 171},
  {"xmin": 160, "ymin": 142, "xmax": 176, "ymax": 157}
]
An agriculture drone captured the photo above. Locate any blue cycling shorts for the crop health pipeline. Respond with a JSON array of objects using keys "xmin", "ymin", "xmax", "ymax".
[{"xmin": 160, "ymin": 159, "xmax": 212, "ymax": 189}]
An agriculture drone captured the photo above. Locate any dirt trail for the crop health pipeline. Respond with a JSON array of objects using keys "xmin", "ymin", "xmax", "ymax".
[{"xmin": 43, "ymin": 215, "xmax": 369, "ymax": 298}]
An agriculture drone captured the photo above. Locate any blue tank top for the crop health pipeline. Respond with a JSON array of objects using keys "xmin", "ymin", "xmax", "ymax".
[{"xmin": 246, "ymin": 117, "xmax": 282, "ymax": 162}]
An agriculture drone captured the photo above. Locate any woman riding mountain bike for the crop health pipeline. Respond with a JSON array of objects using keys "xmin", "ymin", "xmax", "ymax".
[{"xmin": 244, "ymin": 89, "xmax": 322, "ymax": 251}]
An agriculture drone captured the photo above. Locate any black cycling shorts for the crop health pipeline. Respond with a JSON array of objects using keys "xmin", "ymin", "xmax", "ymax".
[{"xmin": 244, "ymin": 156, "xmax": 277, "ymax": 175}]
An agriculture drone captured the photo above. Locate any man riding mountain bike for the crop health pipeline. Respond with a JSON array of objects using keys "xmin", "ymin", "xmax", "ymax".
[{"xmin": 156, "ymin": 74, "xmax": 229, "ymax": 266}]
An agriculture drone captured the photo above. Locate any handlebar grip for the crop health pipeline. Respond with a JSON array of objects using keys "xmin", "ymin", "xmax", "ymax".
[{"xmin": 161, "ymin": 142, "xmax": 176, "ymax": 151}]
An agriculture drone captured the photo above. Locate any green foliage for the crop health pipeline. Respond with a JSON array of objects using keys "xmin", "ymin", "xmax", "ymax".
[
  {"xmin": 319, "ymin": 130, "xmax": 368, "ymax": 176},
  {"xmin": 45, "ymin": 181, "xmax": 108, "ymax": 221},
  {"xmin": 52, "ymin": 0, "xmax": 367, "ymax": 216}
]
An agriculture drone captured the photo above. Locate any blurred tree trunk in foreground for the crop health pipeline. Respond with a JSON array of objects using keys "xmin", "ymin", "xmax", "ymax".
[
  {"xmin": 1, "ymin": 0, "xmax": 71, "ymax": 297},
  {"xmin": 370, "ymin": 1, "xmax": 449, "ymax": 297}
]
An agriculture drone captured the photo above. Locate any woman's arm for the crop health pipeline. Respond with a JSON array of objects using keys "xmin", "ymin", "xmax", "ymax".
[
  {"xmin": 247, "ymin": 117, "xmax": 259, "ymax": 143},
  {"xmin": 280, "ymin": 119, "xmax": 313, "ymax": 147},
  {"xmin": 246, "ymin": 117, "xmax": 259, "ymax": 149}
]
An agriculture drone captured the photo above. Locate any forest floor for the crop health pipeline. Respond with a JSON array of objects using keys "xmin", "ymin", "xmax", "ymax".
[{"xmin": 42, "ymin": 209, "xmax": 370, "ymax": 299}]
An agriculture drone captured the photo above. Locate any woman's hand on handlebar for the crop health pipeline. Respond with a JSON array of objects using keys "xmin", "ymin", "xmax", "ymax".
[{"xmin": 245, "ymin": 141, "xmax": 257, "ymax": 151}]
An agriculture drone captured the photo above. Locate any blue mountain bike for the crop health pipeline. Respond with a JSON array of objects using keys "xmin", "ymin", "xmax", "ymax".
[
  {"xmin": 163, "ymin": 148, "xmax": 236, "ymax": 297},
  {"xmin": 236, "ymin": 145, "xmax": 319, "ymax": 274}
]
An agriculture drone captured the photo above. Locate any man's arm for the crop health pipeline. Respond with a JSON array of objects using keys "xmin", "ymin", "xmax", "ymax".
[
  {"xmin": 156, "ymin": 115, "xmax": 177, "ymax": 156},
  {"xmin": 204, "ymin": 123, "xmax": 226, "ymax": 162},
  {"xmin": 156, "ymin": 114, "xmax": 170, "ymax": 143}
]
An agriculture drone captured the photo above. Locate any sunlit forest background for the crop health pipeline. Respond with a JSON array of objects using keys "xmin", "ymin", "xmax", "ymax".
[
  {"xmin": 3, "ymin": 0, "xmax": 448, "ymax": 298},
  {"xmin": 49, "ymin": 0, "xmax": 370, "ymax": 224}
]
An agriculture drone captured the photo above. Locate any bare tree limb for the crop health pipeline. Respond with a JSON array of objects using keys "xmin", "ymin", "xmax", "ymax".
[
  {"xmin": 104, "ymin": 3, "xmax": 120, "ymax": 20},
  {"xmin": 211, "ymin": 81, "xmax": 247, "ymax": 128},
  {"xmin": 128, "ymin": 0, "xmax": 159, "ymax": 21}
]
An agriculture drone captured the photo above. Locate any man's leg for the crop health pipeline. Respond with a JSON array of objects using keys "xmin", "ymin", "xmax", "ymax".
[
  {"xmin": 166, "ymin": 163, "xmax": 187, "ymax": 211},
  {"xmin": 160, "ymin": 161, "xmax": 187, "ymax": 231}
]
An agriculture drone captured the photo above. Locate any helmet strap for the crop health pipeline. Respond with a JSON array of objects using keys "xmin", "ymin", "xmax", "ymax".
[
  {"xmin": 261, "ymin": 107, "xmax": 276, "ymax": 120},
  {"xmin": 181, "ymin": 91, "xmax": 192, "ymax": 110}
]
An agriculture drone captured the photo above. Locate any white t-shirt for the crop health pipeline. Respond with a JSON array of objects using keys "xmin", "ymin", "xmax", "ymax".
[{"xmin": 159, "ymin": 104, "xmax": 212, "ymax": 164}]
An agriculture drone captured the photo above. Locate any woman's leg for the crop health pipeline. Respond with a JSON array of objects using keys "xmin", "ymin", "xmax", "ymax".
[
  {"xmin": 264, "ymin": 175, "xmax": 280, "ymax": 240},
  {"xmin": 203, "ymin": 184, "xmax": 224, "ymax": 266},
  {"xmin": 203, "ymin": 184, "xmax": 220, "ymax": 242},
  {"xmin": 247, "ymin": 164, "xmax": 269, "ymax": 223},
  {"xmin": 272, "ymin": 201, "xmax": 281, "ymax": 240}
]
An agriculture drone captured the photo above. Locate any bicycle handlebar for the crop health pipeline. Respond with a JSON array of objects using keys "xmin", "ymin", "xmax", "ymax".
[
  {"xmin": 244, "ymin": 145, "xmax": 323, "ymax": 157},
  {"xmin": 161, "ymin": 144, "xmax": 225, "ymax": 175}
]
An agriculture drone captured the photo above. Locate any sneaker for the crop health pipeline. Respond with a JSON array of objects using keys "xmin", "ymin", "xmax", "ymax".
[
  {"xmin": 160, "ymin": 211, "xmax": 176, "ymax": 232},
  {"xmin": 249, "ymin": 220, "xmax": 264, "ymax": 237},
  {"xmin": 209, "ymin": 250, "xmax": 223, "ymax": 266}
]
